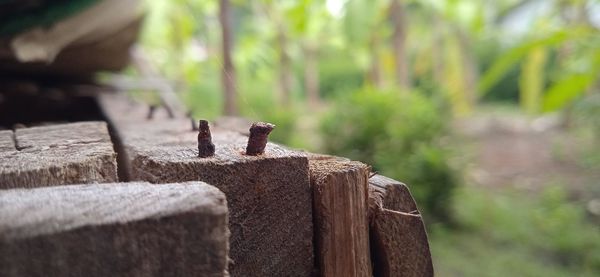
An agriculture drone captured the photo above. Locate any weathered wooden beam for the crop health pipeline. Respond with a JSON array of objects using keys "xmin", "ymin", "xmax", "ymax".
[
  {"xmin": 98, "ymin": 94, "xmax": 314, "ymax": 276},
  {"xmin": 0, "ymin": 122, "xmax": 117, "ymax": 189},
  {"xmin": 308, "ymin": 158, "xmax": 372, "ymax": 277},
  {"xmin": 0, "ymin": 181, "xmax": 229, "ymax": 277},
  {"xmin": 369, "ymin": 175, "xmax": 434, "ymax": 277},
  {"xmin": 0, "ymin": 130, "xmax": 15, "ymax": 152}
]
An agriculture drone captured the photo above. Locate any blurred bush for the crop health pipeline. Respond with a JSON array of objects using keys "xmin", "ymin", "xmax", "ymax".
[
  {"xmin": 451, "ymin": 185, "xmax": 600, "ymax": 273},
  {"xmin": 573, "ymin": 93, "xmax": 600, "ymax": 140},
  {"xmin": 318, "ymin": 51, "xmax": 365, "ymax": 100},
  {"xmin": 572, "ymin": 93, "xmax": 600, "ymax": 168},
  {"xmin": 321, "ymin": 88, "xmax": 459, "ymax": 222}
]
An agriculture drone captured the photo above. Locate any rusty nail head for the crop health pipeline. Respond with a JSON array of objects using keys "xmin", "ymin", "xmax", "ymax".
[
  {"xmin": 245, "ymin": 122, "xmax": 275, "ymax": 156},
  {"xmin": 197, "ymin": 120, "xmax": 215, "ymax": 157}
]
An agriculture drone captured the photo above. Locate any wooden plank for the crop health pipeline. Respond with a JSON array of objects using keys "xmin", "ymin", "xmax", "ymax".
[
  {"xmin": 308, "ymin": 159, "xmax": 372, "ymax": 277},
  {"xmin": 0, "ymin": 130, "xmax": 15, "ymax": 152},
  {"xmin": 0, "ymin": 181, "xmax": 229, "ymax": 277},
  {"xmin": 369, "ymin": 175, "xmax": 434, "ymax": 277},
  {"xmin": 98, "ymin": 94, "xmax": 314, "ymax": 277},
  {"xmin": 0, "ymin": 122, "xmax": 117, "ymax": 189}
]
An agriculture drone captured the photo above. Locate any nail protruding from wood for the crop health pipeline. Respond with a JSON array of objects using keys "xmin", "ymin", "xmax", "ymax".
[
  {"xmin": 245, "ymin": 122, "xmax": 275, "ymax": 156},
  {"xmin": 198, "ymin": 120, "xmax": 215, "ymax": 157}
]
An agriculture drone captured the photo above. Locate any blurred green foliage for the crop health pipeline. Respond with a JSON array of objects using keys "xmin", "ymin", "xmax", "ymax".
[
  {"xmin": 321, "ymin": 88, "xmax": 459, "ymax": 222},
  {"xmin": 140, "ymin": 0, "xmax": 600, "ymax": 118},
  {"xmin": 574, "ymin": 93, "xmax": 600, "ymax": 140},
  {"xmin": 476, "ymin": 38, "xmax": 521, "ymax": 103},
  {"xmin": 571, "ymin": 93, "xmax": 600, "ymax": 168},
  {"xmin": 317, "ymin": 51, "xmax": 365, "ymax": 99},
  {"xmin": 432, "ymin": 185, "xmax": 600, "ymax": 276}
]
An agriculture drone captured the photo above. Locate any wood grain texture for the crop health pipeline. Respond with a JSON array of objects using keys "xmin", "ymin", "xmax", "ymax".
[
  {"xmin": 0, "ymin": 181, "xmax": 229, "ymax": 277},
  {"xmin": 368, "ymin": 175, "xmax": 434, "ymax": 277},
  {"xmin": 0, "ymin": 130, "xmax": 15, "ymax": 152},
  {"xmin": 0, "ymin": 122, "xmax": 117, "ymax": 189},
  {"xmin": 309, "ymin": 159, "xmax": 372, "ymax": 277},
  {"xmin": 98, "ymin": 94, "xmax": 314, "ymax": 277}
]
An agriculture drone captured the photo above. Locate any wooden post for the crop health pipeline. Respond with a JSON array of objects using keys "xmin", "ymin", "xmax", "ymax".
[
  {"xmin": 0, "ymin": 181, "xmax": 229, "ymax": 277},
  {"xmin": 309, "ymin": 158, "xmax": 372, "ymax": 277},
  {"xmin": 0, "ymin": 122, "xmax": 117, "ymax": 189},
  {"xmin": 369, "ymin": 175, "xmax": 434, "ymax": 277},
  {"xmin": 98, "ymin": 94, "xmax": 314, "ymax": 277}
]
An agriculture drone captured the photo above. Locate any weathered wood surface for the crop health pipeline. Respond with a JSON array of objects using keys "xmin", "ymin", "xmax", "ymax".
[
  {"xmin": 0, "ymin": 181, "xmax": 229, "ymax": 277},
  {"xmin": 0, "ymin": 130, "xmax": 15, "ymax": 152},
  {"xmin": 0, "ymin": 122, "xmax": 117, "ymax": 189},
  {"xmin": 369, "ymin": 175, "xmax": 434, "ymax": 277},
  {"xmin": 98, "ymin": 94, "xmax": 314, "ymax": 277},
  {"xmin": 308, "ymin": 158, "xmax": 372, "ymax": 277}
]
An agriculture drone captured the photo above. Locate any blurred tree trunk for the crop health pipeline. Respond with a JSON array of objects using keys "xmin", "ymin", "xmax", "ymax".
[
  {"xmin": 431, "ymin": 14, "xmax": 444, "ymax": 84},
  {"xmin": 304, "ymin": 45, "xmax": 320, "ymax": 108},
  {"xmin": 277, "ymin": 26, "xmax": 292, "ymax": 106},
  {"xmin": 456, "ymin": 27, "xmax": 478, "ymax": 106},
  {"xmin": 390, "ymin": 0, "xmax": 410, "ymax": 90},
  {"xmin": 219, "ymin": 0, "xmax": 238, "ymax": 116},
  {"xmin": 369, "ymin": 34, "xmax": 383, "ymax": 88}
]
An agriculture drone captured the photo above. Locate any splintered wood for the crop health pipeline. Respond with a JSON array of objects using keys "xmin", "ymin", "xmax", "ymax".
[
  {"xmin": 0, "ymin": 182, "xmax": 229, "ymax": 277},
  {"xmin": 98, "ymin": 94, "xmax": 314, "ymax": 277},
  {"xmin": 0, "ymin": 122, "xmax": 117, "ymax": 189},
  {"xmin": 309, "ymin": 159, "xmax": 372, "ymax": 277},
  {"xmin": 369, "ymin": 175, "xmax": 434, "ymax": 277}
]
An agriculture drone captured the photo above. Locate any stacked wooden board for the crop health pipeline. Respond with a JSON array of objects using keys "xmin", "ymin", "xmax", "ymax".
[
  {"xmin": 0, "ymin": 122, "xmax": 117, "ymax": 189},
  {"xmin": 98, "ymin": 95, "xmax": 314, "ymax": 276},
  {"xmin": 0, "ymin": 120, "xmax": 230, "ymax": 276},
  {"xmin": 309, "ymin": 158, "xmax": 372, "ymax": 276},
  {"xmin": 369, "ymin": 175, "xmax": 434, "ymax": 277},
  {"xmin": 0, "ymin": 182, "xmax": 229, "ymax": 277},
  {"xmin": 0, "ymin": 93, "xmax": 433, "ymax": 276}
]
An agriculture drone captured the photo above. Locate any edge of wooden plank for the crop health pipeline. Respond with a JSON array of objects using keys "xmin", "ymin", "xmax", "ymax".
[
  {"xmin": 0, "ymin": 181, "xmax": 227, "ymax": 240},
  {"xmin": 0, "ymin": 122, "xmax": 118, "ymax": 189},
  {"xmin": 309, "ymin": 158, "xmax": 372, "ymax": 277},
  {"xmin": 368, "ymin": 174, "xmax": 434, "ymax": 277}
]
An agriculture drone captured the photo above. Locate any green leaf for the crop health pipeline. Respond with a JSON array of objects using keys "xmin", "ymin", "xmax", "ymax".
[
  {"xmin": 478, "ymin": 28, "xmax": 590, "ymax": 96},
  {"xmin": 542, "ymin": 74, "xmax": 594, "ymax": 112},
  {"xmin": 542, "ymin": 48, "xmax": 600, "ymax": 112}
]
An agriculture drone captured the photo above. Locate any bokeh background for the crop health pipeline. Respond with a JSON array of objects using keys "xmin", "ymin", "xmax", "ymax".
[{"xmin": 137, "ymin": 0, "xmax": 600, "ymax": 275}]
